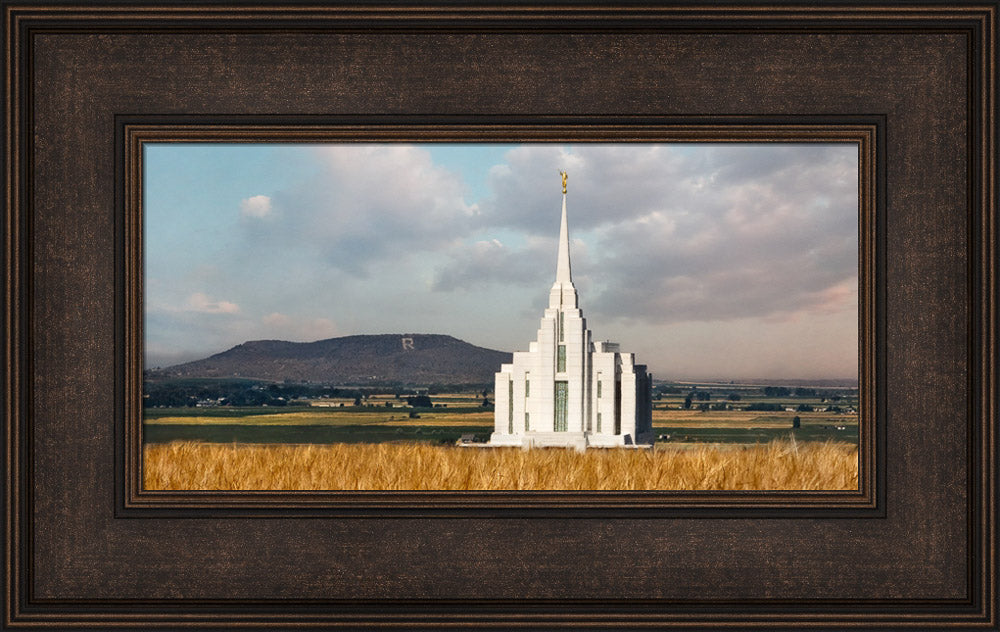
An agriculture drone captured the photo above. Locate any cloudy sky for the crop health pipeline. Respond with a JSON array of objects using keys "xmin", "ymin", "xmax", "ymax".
[{"xmin": 144, "ymin": 142, "xmax": 858, "ymax": 381}]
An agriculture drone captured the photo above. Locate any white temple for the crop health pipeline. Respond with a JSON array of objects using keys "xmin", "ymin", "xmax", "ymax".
[{"xmin": 490, "ymin": 172, "xmax": 654, "ymax": 450}]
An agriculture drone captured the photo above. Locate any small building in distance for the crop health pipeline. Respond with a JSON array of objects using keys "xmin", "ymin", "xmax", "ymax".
[{"xmin": 490, "ymin": 172, "xmax": 653, "ymax": 450}]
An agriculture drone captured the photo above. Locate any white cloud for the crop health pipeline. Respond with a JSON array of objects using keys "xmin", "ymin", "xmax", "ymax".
[
  {"xmin": 185, "ymin": 292, "xmax": 240, "ymax": 314},
  {"xmin": 240, "ymin": 194, "xmax": 273, "ymax": 218},
  {"xmin": 247, "ymin": 145, "xmax": 477, "ymax": 277}
]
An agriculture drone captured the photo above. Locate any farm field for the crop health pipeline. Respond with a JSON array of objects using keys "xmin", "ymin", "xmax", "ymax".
[
  {"xmin": 652, "ymin": 409, "xmax": 858, "ymax": 445},
  {"xmin": 143, "ymin": 379, "xmax": 859, "ymax": 447},
  {"xmin": 142, "ymin": 381, "xmax": 859, "ymax": 490},
  {"xmin": 143, "ymin": 423, "xmax": 491, "ymax": 445},
  {"xmin": 143, "ymin": 404, "xmax": 857, "ymax": 446},
  {"xmin": 144, "ymin": 406, "xmax": 498, "ymax": 444},
  {"xmin": 144, "ymin": 439, "xmax": 858, "ymax": 491},
  {"xmin": 144, "ymin": 409, "xmax": 495, "ymax": 426}
]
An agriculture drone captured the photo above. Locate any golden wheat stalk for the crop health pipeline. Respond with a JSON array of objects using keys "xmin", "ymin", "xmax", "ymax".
[{"xmin": 143, "ymin": 440, "xmax": 858, "ymax": 491}]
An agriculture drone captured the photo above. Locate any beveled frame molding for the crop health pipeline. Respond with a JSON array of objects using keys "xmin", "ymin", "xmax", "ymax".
[{"xmin": 119, "ymin": 117, "xmax": 881, "ymax": 518}]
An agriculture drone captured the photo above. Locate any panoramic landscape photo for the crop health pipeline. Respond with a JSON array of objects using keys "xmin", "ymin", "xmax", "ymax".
[{"xmin": 143, "ymin": 142, "xmax": 859, "ymax": 491}]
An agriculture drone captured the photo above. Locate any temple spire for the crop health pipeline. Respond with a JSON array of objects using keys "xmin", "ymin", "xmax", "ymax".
[{"xmin": 555, "ymin": 171, "xmax": 572, "ymax": 284}]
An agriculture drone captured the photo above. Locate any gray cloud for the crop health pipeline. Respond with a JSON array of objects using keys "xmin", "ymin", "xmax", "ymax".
[
  {"xmin": 479, "ymin": 144, "xmax": 693, "ymax": 234},
  {"xmin": 471, "ymin": 144, "xmax": 858, "ymax": 325},
  {"xmin": 431, "ymin": 238, "xmax": 552, "ymax": 292}
]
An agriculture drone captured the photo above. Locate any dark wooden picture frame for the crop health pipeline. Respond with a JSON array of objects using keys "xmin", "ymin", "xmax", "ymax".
[
  {"xmin": 3, "ymin": 2, "xmax": 996, "ymax": 629},
  {"xmin": 121, "ymin": 120, "xmax": 878, "ymax": 515}
]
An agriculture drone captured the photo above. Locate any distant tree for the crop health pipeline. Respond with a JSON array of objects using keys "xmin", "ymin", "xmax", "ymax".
[
  {"xmin": 353, "ymin": 395, "xmax": 362, "ymax": 406},
  {"xmin": 698, "ymin": 402, "xmax": 710, "ymax": 412},
  {"xmin": 745, "ymin": 403, "xmax": 784, "ymax": 412},
  {"xmin": 695, "ymin": 391, "xmax": 711, "ymax": 401},
  {"xmin": 384, "ymin": 401, "xmax": 393, "ymax": 408},
  {"xmin": 796, "ymin": 404, "xmax": 814, "ymax": 412},
  {"xmin": 764, "ymin": 386, "xmax": 791, "ymax": 397},
  {"xmin": 481, "ymin": 397, "xmax": 491, "ymax": 407},
  {"xmin": 683, "ymin": 396, "xmax": 693, "ymax": 409},
  {"xmin": 727, "ymin": 393, "xmax": 742, "ymax": 401},
  {"xmin": 407, "ymin": 395, "xmax": 433, "ymax": 408},
  {"xmin": 792, "ymin": 416, "xmax": 801, "ymax": 428},
  {"xmin": 239, "ymin": 389, "xmax": 271, "ymax": 406}
]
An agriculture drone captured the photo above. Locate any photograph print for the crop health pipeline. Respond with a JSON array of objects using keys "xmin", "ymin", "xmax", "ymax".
[{"xmin": 142, "ymin": 142, "xmax": 859, "ymax": 491}]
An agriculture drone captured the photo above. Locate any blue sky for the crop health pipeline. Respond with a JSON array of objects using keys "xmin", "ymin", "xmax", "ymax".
[{"xmin": 144, "ymin": 142, "xmax": 859, "ymax": 380}]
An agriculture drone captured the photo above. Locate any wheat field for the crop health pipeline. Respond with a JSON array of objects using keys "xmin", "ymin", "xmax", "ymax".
[{"xmin": 143, "ymin": 440, "xmax": 858, "ymax": 491}]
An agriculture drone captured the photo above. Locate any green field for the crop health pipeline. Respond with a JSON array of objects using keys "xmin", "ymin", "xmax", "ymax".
[
  {"xmin": 143, "ymin": 421, "xmax": 855, "ymax": 445},
  {"xmin": 655, "ymin": 425, "xmax": 857, "ymax": 444},
  {"xmin": 143, "ymin": 380, "xmax": 858, "ymax": 446},
  {"xmin": 142, "ymin": 407, "xmax": 857, "ymax": 446},
  {"xmin": 143, "ymin": 423, "xmax": 491, "ymax": 445},
  {"xmin": 143, "ymin": 406, "xmax": 489, "ymax": 420}
]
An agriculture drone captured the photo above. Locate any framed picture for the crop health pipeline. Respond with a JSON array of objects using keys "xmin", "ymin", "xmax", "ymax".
[
  {"xmin": 4, "ymin": 2, "xmax": 996, "ymax": 629},
  {"xmin": 128, "ymin": 127, "xmax": 875, "ymax": 508},
  {"xmin": 137, "ymin": 138, "xmax": 864, "ymax": 494}
]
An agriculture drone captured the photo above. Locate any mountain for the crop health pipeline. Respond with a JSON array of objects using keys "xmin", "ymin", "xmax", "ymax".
[{"xmin": 150, "ymin": 334, "xmax": 512, "ymax": 385}]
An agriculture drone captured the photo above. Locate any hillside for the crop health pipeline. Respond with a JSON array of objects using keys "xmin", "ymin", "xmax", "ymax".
[{"xmin": 150, "ymin": 334, "xmax": 512, "ymax": 385}]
